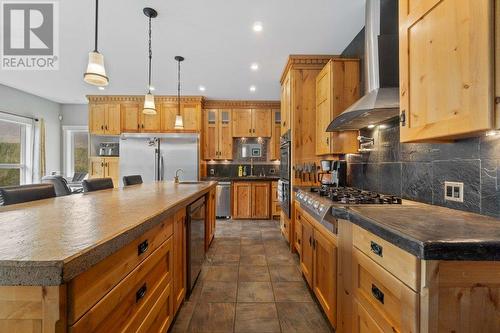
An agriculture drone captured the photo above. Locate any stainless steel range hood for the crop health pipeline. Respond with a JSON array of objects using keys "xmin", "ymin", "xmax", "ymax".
[{"xmin": 327, "ymin": 0, "xmax": 399, "ymax": 131}]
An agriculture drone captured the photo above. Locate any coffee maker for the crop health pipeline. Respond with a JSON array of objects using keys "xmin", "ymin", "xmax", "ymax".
[{"xmin": 318, "ymin": 160, "xmax": 347, "ymax": 187}]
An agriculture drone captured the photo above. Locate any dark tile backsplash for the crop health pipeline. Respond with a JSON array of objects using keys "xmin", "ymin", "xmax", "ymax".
[
  {"xmin": 347, "ymin": 120, "xmax": 500, "ymax": 218},
  {"xmin": 207, "ymin": 164, "xmax": 279, "ymax": 178}
]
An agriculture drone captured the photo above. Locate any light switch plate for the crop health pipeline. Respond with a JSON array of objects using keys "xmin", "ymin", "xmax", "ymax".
[{"xmin": 444, "ymin": 181, "xmax": 464, "ymax": 203}]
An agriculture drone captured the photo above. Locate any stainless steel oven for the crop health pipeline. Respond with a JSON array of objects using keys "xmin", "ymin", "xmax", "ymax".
[
  {"xmin": 186, "ymin": 196, "xmax": 206, "ymax": 296},
  {"xmin": 279, "ymin": 131, "xmax": 291, "ymax": 217},
  {"xmin": 277, "ymin": 179, "xmax": 291, "ymax": 218}
]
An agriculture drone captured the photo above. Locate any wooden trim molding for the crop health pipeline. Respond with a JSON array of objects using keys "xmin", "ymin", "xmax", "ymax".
[
  {"xmin": 280, "ymin": 55, "xmax": 338, "ymax": 83},
  {"xmin": 87, "ymin": 95, "xmax": 205, "ymax": 104},
  {"xmin": 203, "ymin": 100, "xmax": 280, "ymax": 109}
]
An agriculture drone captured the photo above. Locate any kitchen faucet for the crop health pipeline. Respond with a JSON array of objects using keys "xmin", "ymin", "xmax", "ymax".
[{"xmin": 174, "ymin": 169, "xmax": 183, "ymax": 183}]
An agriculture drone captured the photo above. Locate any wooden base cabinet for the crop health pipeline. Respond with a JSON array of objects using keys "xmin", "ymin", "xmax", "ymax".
[
  {"xmin": 89, "ymin": 157, "xmax": 119, "ymax": 188},
  {"xmin": 232, "ymin": 181, "xmax": 271, "ymax": 219},
  {"xmin": 206, "ymin": 188, "xmax": 216, "ymax": 250},
  {"xmin": 173, "ymin": 209, "xmax": 187, "ymax": 314},
  {"xmin": 296, "ymin": 205, "xmax": 337, "ymax": 327}
]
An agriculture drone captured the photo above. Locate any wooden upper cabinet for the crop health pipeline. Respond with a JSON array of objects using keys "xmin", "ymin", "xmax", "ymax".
[
  {"xmin": 399, "ymin": 0, "xmax": 495, "ymax": 142},
  {"xmin": 270, "ymin": 110, "xmax": 281, "ymax": 160},
  {"xmin": 161, "ymin": 102, "xmax": 201, "ymax": 132},
  {"xmin": 142, "ymin": 112, "xmax": 161, "ymax": 132},
  {"xmin": 121, "ymin": 103, "xmax": 141, "ymax": 133},
  {"xmin": 315, "ymin": 59, "xmax": 360, "ymax": 155},
  {"xmin": 281, "ymin": 71, "xmax": 292, "ymax": 135},
  {"xmin": 203, "ymin": 109, "xmax": 233, "ymax": 160},
  {"xmin": 89, "ymin": 104, "xmax": 121, "ymax": 135},
  {"xmin": 232, "ymin": 109, "xmax": 253, "ymax": 137},
  {"xmin": 161, "ymin": 103, "xmax": 178, "ymax": 132},
  {"xmin": 253, "ymin": 109, "xmax": 272, "ymax": 137},
  {"xmin": 218, "ymin": 110, "xmax": 233, "ymax": 159}
]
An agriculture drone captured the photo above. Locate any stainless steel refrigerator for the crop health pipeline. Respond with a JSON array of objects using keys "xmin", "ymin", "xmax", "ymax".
[{"xmin": 119, "ymin": 133, "xmax": 199, "ymax": 186}]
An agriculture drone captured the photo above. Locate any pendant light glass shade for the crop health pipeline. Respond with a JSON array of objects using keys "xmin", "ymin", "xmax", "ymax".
[
  {"xmin": 84, "ymin": 51, "xmax": 109, "ymax": 86},
  {"xmin": 174, "ymin": 114, "xmax": 184, "ymax": 129},
  {"xmin": 143, "ymin": 93, "xmax": 156, "ymax": 115}
]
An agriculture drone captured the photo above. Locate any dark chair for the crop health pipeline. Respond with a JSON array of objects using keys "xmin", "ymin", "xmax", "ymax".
[
  {"xmin": 123, "ymin": 175, "xmax": 143, "ymax": 186},
  {"xmin": 41, "ymin": 175, "xmax": 72, "ymax": 197},
  {"xmin": 82, "ymin": 178, "xmax": 114, "ymax": 192},
  {"xmin": 0, "ymin": 184, "xmax": 56, "ymax": 206}
]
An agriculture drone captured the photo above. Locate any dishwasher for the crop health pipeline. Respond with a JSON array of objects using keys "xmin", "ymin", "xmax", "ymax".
[
  {"xmin": 186, "ymin": 196, "xmax": 206, "ymax": 296},
  {"xmin": 216, "ymin": 182, "xmax": 231, "ymax": 218}
]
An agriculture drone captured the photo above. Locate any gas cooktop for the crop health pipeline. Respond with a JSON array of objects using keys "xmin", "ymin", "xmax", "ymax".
[{"xmin": 312, "ymin": 186, "xmax": 402, "ymax": 205}]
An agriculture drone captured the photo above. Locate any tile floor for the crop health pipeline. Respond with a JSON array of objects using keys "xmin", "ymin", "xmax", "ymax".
[{"xmin": 169, "ymin": 219, "xmax": 333, "ymax": 333}]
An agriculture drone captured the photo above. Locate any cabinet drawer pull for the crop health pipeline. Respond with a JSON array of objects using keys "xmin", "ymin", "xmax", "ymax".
[
  {"xmin": 249, "ymin": 129, "xmax": 252, "ymax": 133},
  {"xmin": 101, "ymin": 125, "xmax": 104, "ymax": 130},
  {"xmin": 371, "ymin": 284, "xmax": 384, "ymax": 304},
  {"xmin": 298, "ymin": 238, "xmax": 301, "ymax": 244},
  {"xmin": 309, "ymin": 236, "xmax": 312, "ymax": 246},
  {"xmin": 138, "ymin": 240, "xmax": 149, "ymax": 255},
  {"xmin": 400, "ymin": 110, "xmax": 406, "ymax": 127},
  {"xmin": 370, "ymin": 241, "xmax": 383, "ymax": 257},
  {"xmin": 135, "ymin": 283, "xmax": 147, "ymax": 303}
]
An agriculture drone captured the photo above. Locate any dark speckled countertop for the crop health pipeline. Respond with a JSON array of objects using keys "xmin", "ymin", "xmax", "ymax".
[{"xmin": 342, "ymin": 205, "xmax": 500, "ymax": 261}]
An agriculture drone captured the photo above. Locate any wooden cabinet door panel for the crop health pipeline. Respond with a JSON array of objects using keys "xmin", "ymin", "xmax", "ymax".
[
  {"xmin": 233, "ymin": 182, "xmax": 252, "ymax": 218},
  {"xmin": 121, "ymin": 103, "xmax": 141, "ymax": 133},
  {"xmin": 281, "ymin": 72, "xmax": 291, "ymax": 135},
  {"xmin": 104, "ymin": 158, "xmax": 119, "ymax": 188},
  {"xmin": 218, "ymin": 110, "xmax": 233, "ymax": 160},
  {"xmin": 142, "ymin": 112, "xmax": 161, "ymax": 132},
  {"xmin": 252, "ymin": 182, "xmax": 270, "ymax": 219},
  {"xmin": 300, "ymin": 216, "xmax": 314, "ymax": 288},
  {"xmin": 253, "ymin": 109, "xmax": 272, "ymax": 137},
  {"xmin": 89, "ymin": 157, "xmax": 105, "ymax": 178},
  {"xmin": 352, "ymin": 300, "xmax": 384, "ymax": 333},
  {"xmin": 232, "ymin": 109, "xmax": 253, "ymax": 137},
  {"xmin": 316, "ymin": 63, "xmax": 332, "ymax": 155},
  {"xmin": 173, "ymin": 209, "xmax": 186, "ymax": 314},
  {"xmin": 106, "ymin": 104, "xmax": 121, "ymax": 135},
  {"xmin": 399, "ymin": 0, "xmax": 493, "ymax": 142},
  {"xmin": 182, "ymin": 104, "xmax": 201, "ymax": 131},
  {"xmin": 203, "ymin": 109, "xmax": 218, "ymax": 160},
  {"xmin": 161, "ymin": 103, "xmax": 177, "ymax": 132},
  {"xmin": 90, "ymin": 105, "xmax": 106, "ymax": 135},
  {"xmin": 313, "ymin": 230, "xmax": 337, "ymax": 327}
]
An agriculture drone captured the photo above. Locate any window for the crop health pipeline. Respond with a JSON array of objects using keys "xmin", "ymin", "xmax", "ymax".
[
  {"xmin": 63, "ymin": 126, "xmax": 89, "ymax": 177},
  {"xmin": 0, "ymin": 116, "xmax": 33, "ymax": 186}
]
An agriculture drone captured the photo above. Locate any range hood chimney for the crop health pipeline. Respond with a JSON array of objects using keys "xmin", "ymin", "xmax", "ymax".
[{"xmin": 327, "ymin": 0, "xmax": 399, "ymax": 131}]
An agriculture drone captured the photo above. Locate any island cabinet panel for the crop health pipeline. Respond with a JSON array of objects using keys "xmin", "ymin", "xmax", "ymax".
[
  {"xmin": 67, "ymin": 218, "xmax": 173, "ymax": 325},
  {"xmin": 206, "ymin": 188, "xmax": 216, "ymax": 250},
  {"xmin": 399, "ymin": 0, "xmax": 495, "ymax": 142},
  {"xmin": 352, "ymin": 299, "xmax": 385, "ymax": 333},
  {"xmin": 69, "ymin": 238, "xmax": 173, "ymax": 333},
  {"xmin": 173, "ymin": 208, "xmax": 187, "ymax": 314},
  {"xmin": 0, "ymin": 285, "xmax": 66, "ymax": 333}
]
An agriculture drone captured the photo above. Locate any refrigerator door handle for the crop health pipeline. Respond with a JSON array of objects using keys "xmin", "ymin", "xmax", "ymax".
[
  {"xmin": 160, "ymin": 155, "xmax": 164, "ymax": 181},
  {"xmin": 154, "ymin": 149, "xmax": 159, "ymax": 181}
]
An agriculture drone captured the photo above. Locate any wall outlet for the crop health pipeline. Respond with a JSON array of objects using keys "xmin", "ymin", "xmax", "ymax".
[
  {"xmin": 209, "ymin": 168, "xmax": 215, "ymax": 176},
  {"xmin": 444, "ymin": 181, "xmax": 464, "ymax": 203}
]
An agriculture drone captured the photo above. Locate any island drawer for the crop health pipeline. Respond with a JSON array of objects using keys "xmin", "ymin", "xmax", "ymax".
[
  {"xmin": 352, "ymin": 225, "xmax": 419, "ymax": 291},
  {"xmin": 135, "ymin": 280, "xmax": 173, "ymax": 333},
  {"xmin": 70, "ymin": 237, "xmax": 173, "ymax": 333},
  {"xmin": 68, "ymin": 217, "xmax": 174, "ymax": 324},
  {"xmin": 352, "ymin": 247, "xmax": 419, "ymax": 333}
]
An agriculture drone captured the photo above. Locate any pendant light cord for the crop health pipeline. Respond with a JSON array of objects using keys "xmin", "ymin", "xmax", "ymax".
[
  {"xmin": 177, "ymin": 59, "xmax": 181, "ymax": 116},
  {"xmin": 94, "ymin": 0, "xmax": 99, "ymax": 52},
  {"xmin": 148, "ymin": 16, "xmax": 152, "ymax": 94}
]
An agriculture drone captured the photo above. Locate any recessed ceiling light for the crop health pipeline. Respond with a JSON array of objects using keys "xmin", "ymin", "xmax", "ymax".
[
  {"xmin": 249, "ymin": 85, "xmax": 256, "ymax": 92},
  {"xmin": 98, "ymin": 86, "xmax": 105, "ymax": 91},
  {"xmin": 250, "ymin": 63, "xmax": 259, "ymax": 71},
  {"xmin": 367, "ymin": 124, "xmax": 375, "ymax": 129},
  {"xmin": 252, "ymin": 21, "xmax": 263, "ymax": 32},
  {"xmin": 199, "ymin": 85, "xmax": 206, "ymax": 92}
]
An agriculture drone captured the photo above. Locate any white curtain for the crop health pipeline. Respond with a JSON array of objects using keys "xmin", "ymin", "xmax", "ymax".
[{"xmin": 32, "ymin": 118, "xmax": 46, "ymax": 183}]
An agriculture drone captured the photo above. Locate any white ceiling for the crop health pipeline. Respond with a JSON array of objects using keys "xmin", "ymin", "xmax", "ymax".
[{"xmin": 0, "ymin": 0, "xmax": 365, "ymax": 104}]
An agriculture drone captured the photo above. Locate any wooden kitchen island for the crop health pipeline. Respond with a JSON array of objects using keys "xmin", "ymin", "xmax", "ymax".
[{"xmin": 0, "ymin": 181, "xmax": 217, "ymax": 333}]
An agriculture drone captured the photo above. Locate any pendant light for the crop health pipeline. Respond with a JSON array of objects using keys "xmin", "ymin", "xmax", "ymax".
[
  {"xmin": 84, "ymin": 0, "xmax": 109, "ymax": 86},
  {"xmin": 174, "ymin": 56, "xmax": 185, "ymax": 129},
  {"xmin": 143, "ymin": 7, "xmax": 158, "ymax": 115}
]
